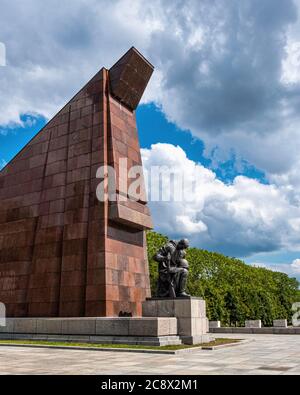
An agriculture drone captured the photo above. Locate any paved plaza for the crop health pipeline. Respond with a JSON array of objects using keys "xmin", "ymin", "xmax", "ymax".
[{"xmin": 0, "ymin": 334, "xmax": 299, "ymax": 375}]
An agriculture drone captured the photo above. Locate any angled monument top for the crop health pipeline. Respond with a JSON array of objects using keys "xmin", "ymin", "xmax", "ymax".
[{"xmin": 109, "ymin": 47, "xmax": 154, "ymax": 111}]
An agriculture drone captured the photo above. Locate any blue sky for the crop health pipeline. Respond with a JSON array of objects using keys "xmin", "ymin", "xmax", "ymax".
[
  {"xmin": 137, "ymin": 104, "xmax": 267, "ymax": 184},
  {"xmin": 1, "ymin": 0, "xmax": 300, "ymax": 280},
  {"xmin": 0, "ymin": 114, "xmax": 46, "ymax": 165}
]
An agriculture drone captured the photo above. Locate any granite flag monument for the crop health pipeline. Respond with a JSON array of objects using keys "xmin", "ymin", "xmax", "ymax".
[{"xmin": 0, "ymin": 47, "xmax": 153, "ymax": 318}]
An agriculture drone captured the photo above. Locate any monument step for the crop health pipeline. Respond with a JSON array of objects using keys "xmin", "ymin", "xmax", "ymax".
[{"xmin": 0, "ymin": 333, "xmax": 183, "ymax": 347}]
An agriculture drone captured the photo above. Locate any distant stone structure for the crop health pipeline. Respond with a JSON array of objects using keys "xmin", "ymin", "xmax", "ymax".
[
  {"xmin": 245, "ymin": 320, "xmax": 262, "ymax": 328},
  {"xmin": 209, "ymin": 320, "xmax": 221, "ymax": 329},
  {"xmin": 273, "ymin": 319, "xmax": 288, "ymax": 328},
  {"xmin": 0, "ymin": 47, "xmax": 154, "ymax": 318}
]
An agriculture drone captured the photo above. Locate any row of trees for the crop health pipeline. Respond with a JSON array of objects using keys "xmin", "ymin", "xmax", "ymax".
[{"xmin": 147, "ymin": 231, "xmax": 299, "ymax": 326}]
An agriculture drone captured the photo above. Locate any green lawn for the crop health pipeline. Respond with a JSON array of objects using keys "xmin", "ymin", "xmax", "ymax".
[{"xmin": 0, "ymin": 338, "xmax": 240, "ymax": 351}]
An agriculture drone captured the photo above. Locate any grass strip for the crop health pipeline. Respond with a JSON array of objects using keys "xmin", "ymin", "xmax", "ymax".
[{"xmin": 0, "ymin": 338, "xmax": 240, "ymax": 350}]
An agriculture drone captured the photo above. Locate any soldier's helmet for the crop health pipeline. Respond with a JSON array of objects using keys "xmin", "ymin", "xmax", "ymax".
[
  {"xmin": 178, "ymin": 238, "xmax": 189, "ymax": 249},
  {"xmin": 178, "ymin": 258, "xmax": 189, "ymax": 269}
]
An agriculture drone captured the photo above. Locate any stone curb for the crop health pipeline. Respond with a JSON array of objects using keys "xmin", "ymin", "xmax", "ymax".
[
  {"xmin": 0, "ymin": 343, "xmax": 176, "ymax": 355},
  {"xmin": 201, "ymin": 338, "xmax": 253, "ymax": 350},
  {"xmin": 0, "ymin": 339, "xmax": 248, "ymax": 355}
]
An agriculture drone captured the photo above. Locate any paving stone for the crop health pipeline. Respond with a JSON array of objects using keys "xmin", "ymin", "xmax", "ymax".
[{"xmin": 0, "ymin": 333, "xmax": 299, "ymax": 375}]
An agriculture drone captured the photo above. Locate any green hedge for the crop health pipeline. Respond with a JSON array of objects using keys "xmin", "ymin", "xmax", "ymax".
[{"xmin": 147, "ymin": 231, "xmax": 299, "ymax": 326}]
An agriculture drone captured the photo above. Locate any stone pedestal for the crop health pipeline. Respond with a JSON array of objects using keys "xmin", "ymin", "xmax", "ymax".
[
  {"xmin": 142, "ymin": 297, "xmax": 211, "ymax": 345},
  {"xmin": 0, "ymin": 299, "xmax": 213, "ymax": 346}
]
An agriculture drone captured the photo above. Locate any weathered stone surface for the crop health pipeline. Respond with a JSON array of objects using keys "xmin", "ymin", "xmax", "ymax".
[
  {"xmin": 13, "ymin": 318, "xmax": 37, "ymax": 334},
  {"xmin": 142, "ymin": 299, "xmax": 158, "ymax": 317},
  {"xmin": 0, "ymin": 317, "xmax": 179, "ymax": 341},
  {"xmin": 128, "ymin": 317, "xmax": 177, "ymax": 337},
  {"xmin": 245, "ymin": 320, "xmax": 262, "ymax": 328},
  {"xmin": 143, "ymin": 297, "xmax": 211, "ymax": 344},
  {"xmin": 174, "ymin": 298, "xmax": 206, "ymax": 318},
  {"xmin": 178, "ymin": 317, "xmax": 208, "ymax": 337},
  {"xmin": 209, "ymin": 320, "xmax": 221, "ymax": 328},
  {"xmin": 169, "ymin": 317, "xmax": 178, "ymax": 334},
  {"xmin": 143, "ymin": 297, "xmax": 206, "ymax": 318},
  {"xmin": 273, "ymin": 319, "xmax": 288, "ymax": 328},
  {"xmin": 36, "ymin": 318, "xmax": 63, "ymax": 334},
  {"xmin": 61, "ymin": 318, "xmax": 96, "ymax": 335},
  {"xmin": 0, "ymin": 317, "xmax": 14, "ymax": 333},
  {"xmin": 95, "ymin": 318, "xmax": 129, "ymax": 336}
]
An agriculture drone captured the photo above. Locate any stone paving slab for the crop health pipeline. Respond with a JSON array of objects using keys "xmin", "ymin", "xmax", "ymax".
[{"xmin": 0, "ymin": 334, "xmax": 299, "ymax": 375}]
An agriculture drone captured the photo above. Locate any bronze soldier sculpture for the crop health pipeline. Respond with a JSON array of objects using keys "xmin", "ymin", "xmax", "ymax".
[{"xmin": 153, "ymin": 239, "xmax": 190, "ymax": 298}]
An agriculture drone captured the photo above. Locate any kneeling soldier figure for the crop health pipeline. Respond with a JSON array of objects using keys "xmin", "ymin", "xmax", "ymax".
[{"xmin": 153, "ymin": 238, "xmax": 190, "ymax": 298}]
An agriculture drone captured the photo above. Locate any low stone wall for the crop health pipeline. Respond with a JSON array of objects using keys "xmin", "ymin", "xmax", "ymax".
[
  {"xmin": 0, "ymin": 317, "xmax": 182, "ymax": 346},
  {"xmin": 0, "ymin": 317, "xmax": 177, "ymax": 337},
  {"xmin": 209, "ymin": 327, "xmax": 300, "ymax": 334}
]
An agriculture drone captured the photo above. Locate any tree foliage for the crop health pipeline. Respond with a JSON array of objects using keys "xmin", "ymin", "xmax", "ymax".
[{"xmin": 147, "ymin": 231, "xmax": 299, "ymax": 326}]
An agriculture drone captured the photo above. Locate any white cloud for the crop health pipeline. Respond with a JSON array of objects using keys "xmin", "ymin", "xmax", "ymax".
[
  {"xmin": 0, "ymin": 0, "xmax": 158, "ymax": 126},
  {"xmin": 251, "ymin": 259, "xmax": 300, "ymax": 279},
  {"xmin": 142, "ymin": 143, "xmax": 300, "ymax": 256},
  {"xmin": 291, "ymin": 258, "xmax": 300, "ymax": 273},
  {"xmin": 0, "ymin": 159, "xmax": 7, "ymax": 170},
  {"xmin": 281, "ymin": 41, "xmax": 300, "ymax": 84},
  {"xmin": 1, "ymin": 0, "xmax": 300, "ymax": 259},
  {"xmin": 0, "ymin": 42, "xmax": 5, "ymax": 66},
  {"xmin": 1, "ymin": 0, "xmax": 300, "ymax": 181},
  {"xmin": 143, "ymin": 0, "xmax": 300, "ymax": 180},
  {"xmin": 1, "ymin": 1, "xmax": 300, "ymax": 181}
]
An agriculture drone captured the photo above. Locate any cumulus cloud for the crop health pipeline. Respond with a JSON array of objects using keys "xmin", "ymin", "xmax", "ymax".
[
  {"xmin": 1, "ymin": 0, "xmax": 300, "ymax": 179},
  {"xmin": 142, "ymin": 143, "xmax": 300, "ymax": 256},
  {"xmin": 1, "ymin": 0, "xmax": 300, "ymax": 258},
  {"xmin": 143, "ymin": 1, "xmax": 300, "ymax": 178},
  {"xmin": 0, "ymin": 0, "xmax": 157, "ymax": 126},
  {"xmin": 0, "ymin": 159, "xmax": 7, "ymax": 170},
  {"xmin": 251, "ymin": 258, "xmax": 300, "ymax": 279},
  {"xmin": 291, "ymin": 258, "xmax": 300, "ymax": 273}
]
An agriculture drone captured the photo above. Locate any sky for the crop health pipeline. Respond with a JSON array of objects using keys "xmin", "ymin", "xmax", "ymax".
[{"xmin": 1, "ymin": 0, "xmax": 300, "ymax": 280}]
